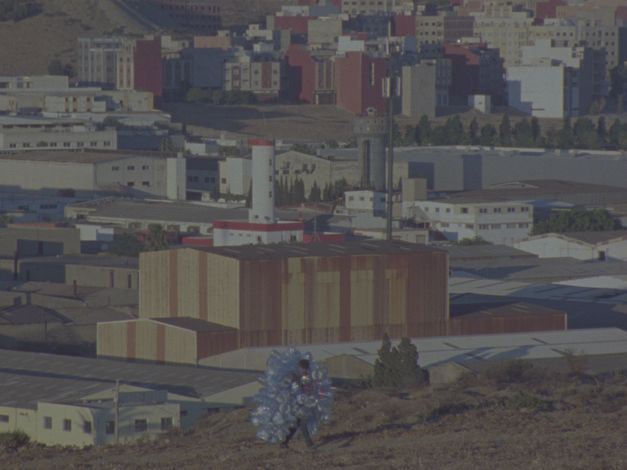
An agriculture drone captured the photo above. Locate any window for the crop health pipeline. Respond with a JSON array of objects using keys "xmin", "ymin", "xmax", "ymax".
[
  {"xmin": 479, "ymin": 208, "xmax": 488, "ymax": 214},
  {"xmin": 506, "ymin": 223, "xmax": 517, "ymax": 228},
  {"xmin": 490, "ymin": 224, "xmax": 501, "ymax": 229},
  {"xmin": 112, "ymin": 166, "xmax": 119, "ymax": 171},
  {"xmin": 161, "ymin": 417, "xmax": 173, "ymax": 431},
  {"xmin": 221, "ymin": 178, "xmax": 226, "ymax": 184},
  {"xmin": 493, "ymin": 208, "xmax": 501, "ymax": 213},
  {"xmin": 127, "ymin": 165, "xmax": 135, "ymax": 170},
  {"xmin": 479, "ymin": 224, "xmax": 489, "ymax": 229},
  {"xmin": 0, "ymin": 415, "xmax": 8, "ymax": 423},
  {"xmin": 127, "ymin": 182, "xmax": 135, "ymax": 187},
  {"xmin": 63, "ymin": 419, "xmax": 72, "ymax": 432},
  {"xmin": 507, "ymin": 207, "xmax": 515, "ymax": 213},
  {"xmin": 44, "ymin": 417, "xmax": 52, "ymax": 429},
  {"xmin": 180, "ymin": 410, "xmax": 188, "ymax": 417},
  {"xmin": 461, "ymin": 207, "xmax": 469, "ymax": 214},
  {"xmin": 105, "ymin": 421, "xmax": 115, "ymax": 434},
  {"xmin": 63, "ymin": 142, "xmax": 71, "ymax": 147},
  {"xmin": 77, "ymin": 142, "xmax": 84, "ymax": 147},
  {"xmin": 465, "ymin": 224, "xmax": 474, "ymax": 229},
  {"xmin": 83, "ymin": 421, "xmax": 92, "ymax": 434},
  {"xmin": 134, "ymin": 419, "xmax": 148, "ymax": 432},
  {"xmin": 142, "ymin": 165, "xmax": 149, "ymax": 170},
  {"xmin": 518, "ymin": 223, "xmax": 529, "ymax": 228},
  {"xmin": 142, "ymin": 181, "xmax": 150, "ymax": 187}
]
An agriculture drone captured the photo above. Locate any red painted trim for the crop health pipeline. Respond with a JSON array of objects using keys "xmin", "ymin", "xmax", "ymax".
[
  {"xmin": 248, "ymin": 139, "xmax": 274, "ymax": 147},
  {"xmin": 213, "ymin": 220, "xmax": 304, "ymax": 232}
]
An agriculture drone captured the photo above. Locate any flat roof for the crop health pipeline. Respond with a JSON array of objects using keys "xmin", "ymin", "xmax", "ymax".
[
  {"xmin": 152, "ymin": 317, "xmax": 237, "ymax": 332},
  {"xmin": 201, "ymin": 328, "xmax": 627, "ymax": 370},
  {"xmin": 0, "ymin": 348, "xmax": 258, "ymax": 407},
  {"xmin": 0, "ymin": 150, "xmax": 167, "ymax": 164},
  {"xmin": 200, "ymin": 240, "xmax": 444, "ymax": 260},
  {"xmin": 18, "ymin": 255, "xmax": 138, "ymax": 269},
  {"xmin": 561, "ymin": 230, "xmax": 627, "ymax": 245},
  {"xmin": 445, "ymin": 244, "xmax": 537, "ymax": 262}
]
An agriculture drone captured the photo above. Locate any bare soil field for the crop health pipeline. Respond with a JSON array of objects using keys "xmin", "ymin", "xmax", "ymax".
[
  {"xmin": 0, "ymin": 0, "xmax": 148, "ymax": 75},
  {"xmin": 162, "ymin": 102, "xmax": 355, "ymax": 142},
  {"xmin": 3, "ymin": 365, "xmax": 627, "ymax": 470}
]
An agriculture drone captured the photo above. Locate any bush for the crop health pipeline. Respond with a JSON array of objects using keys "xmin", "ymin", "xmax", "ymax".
[
  {"xmin": 373, "ymin": 334, "xmax": 429, "ymax": 388},
  {"xmin": 485, "ymin": 359, "xmax": 536, "ymax": 385},
  {"xmin": 0, "ymin": 430, "xmax": 30, "ymax": 451}
]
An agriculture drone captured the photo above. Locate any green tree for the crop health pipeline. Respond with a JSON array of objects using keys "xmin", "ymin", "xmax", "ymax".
[
  {"xmin": 513, "ymin": 119, "xmax": 534, "ymax": 147},
  {"xmin": 445, "ymin": 115, "xmax": 464, "ymax": 145},
  {"xmin": 144, "ymin": 225, "xmax": 168, "ymax": 252},
  {"xmin": 498, "ymin": 114, "xmax": 512, "ymax": 146},
  {"xmin": 110, "ymin": 233, "xmax": 144, "ymax": 257},
  {"xmin": 609, "ymin": 119, "xmax": 622, "ymax": 149},
  {"xmin": 597, "ymin": 116, "xmax": 607, "ymax": 147},
  {"xmin": 185, "ymin": 87, "xmax": 211, "ymax": 103},
  {"xmin": 308, "ymin": 181, "xmax": 321, "ymax": 202},
  {"xmin": 415, "ymin": 115, "xmax": 432, "ymax": 145},
  {"xmin": 479, "ymin": 124, "xmax": 497, "ymax": 146},
  {"xmin": 47, "ymin": 59, "xmax": 64, "ymax": 75},
  {"xmin": 533, "ymin": 208, "xmax": 621, "ymax": 235},
  {"xmin": 373, "ymin": 335, "xmax": 428, "ymax": 388},
  {"xmin": 468, "ymin": 117, "xmax": 479, "ymax": 145},
  {"xmin": 0, "ymin": 213, "xmax": 13, "ymax": 227},
  {"xmin": 530, "ymin": 117, "xmax": 541, "ymax": 145},
  {"xmin": 403, "ymin": 125, "xmax": 416, "ymax": 146},
  {"xmin": 573, "ymin": 117, "xmax": 598, "ymax": 149},
  {"xmin": 557, "ymin": 117, "xmax": 574, "ymax": 149}
]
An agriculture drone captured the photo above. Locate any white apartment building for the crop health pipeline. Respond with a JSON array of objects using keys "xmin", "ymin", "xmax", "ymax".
[
  {"xmin": 78, "ymin": 37, "xmax": 135, "ymax": 90},
  {"xmin": 0, "ymin": 75, "xmax": 69, "ymax": 91},
  {"xmin": 507, "ymin": 40, "xmax": 594, "ymax": 118},
  {"xmin": 404, "ymin": 199, "xmax": 533, "ymax": 245},
  {"xmin": 0, "ymin": 116, "xmax": 117, "ymax": 152},
  {"xmin": 223, "ymin": 55, "xmax": 281, "ymax": 98}
]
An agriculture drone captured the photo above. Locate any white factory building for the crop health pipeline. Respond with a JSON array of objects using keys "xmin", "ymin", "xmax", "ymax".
[
  {"xmin": 212, "ymin": 139, "xmax": 304, "ymax": 246},
  {"xmin": 515, "ymin": 231, "xmax": 627, "ymax": 261},
  {"xmin": 404, "ymin": 199, "xmax": 533, "ymax": 245}
]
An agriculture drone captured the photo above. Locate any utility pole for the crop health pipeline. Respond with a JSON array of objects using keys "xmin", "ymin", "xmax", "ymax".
[
  {"xmin": 386, "ymin": 53, "xmax": 396, "ymax": 241},
  {"xmin": 114, "ymin": 379, "xmax": 120, "ymax": 444}
]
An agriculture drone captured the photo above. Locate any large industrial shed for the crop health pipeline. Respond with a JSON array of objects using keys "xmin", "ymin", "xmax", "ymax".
[
  {"xmin": 138, "ymin": 241, "xmax": 450, "ymax": 345},
  {"xmin": 97, "ymin": 241, "xmax": 450, "ymax": 361},
  {"xmin": 97, "ymin": 317, "xmax": 237, "ymax": 365}
]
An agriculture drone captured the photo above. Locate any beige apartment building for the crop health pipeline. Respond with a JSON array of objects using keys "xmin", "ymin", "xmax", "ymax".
[
  {"xmin": 416, "ymin": 13, "xmax": 474, "ymax": 47},
  {"xmin": 341, "ymin": 0, "xmax": 396, "ymax": 15},
  {"xmin": 472, "ymin": 3, "xmax": 534, "ymax": 66},
  {"xmin": 223, "ymin": 58, "xmax": 281, "ymax": 99}
]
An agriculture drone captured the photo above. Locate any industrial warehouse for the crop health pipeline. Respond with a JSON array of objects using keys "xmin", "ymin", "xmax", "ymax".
[{"xmin": 97, "ymin": 240, "xmax": 567, "ymax": 365}]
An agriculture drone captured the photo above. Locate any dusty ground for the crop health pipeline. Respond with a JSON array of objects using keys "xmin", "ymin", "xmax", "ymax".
[
  {"xmin": 162, "ymin": 103, "xmax": 355, "ymax": 142},
  {"xmin": 4, "ymin": 365, "xmax": 627, "ymax": 470},
  {"xmin": 0, "ymin": 0, "xmax": 148, "ymax": 75}
]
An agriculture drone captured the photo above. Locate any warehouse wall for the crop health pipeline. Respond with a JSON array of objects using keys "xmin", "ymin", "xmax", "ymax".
[
  {"xmin": 98, "ymin": 319, "xmax": 198, "ymax": 364},
  {"xmin": 139, "ymin": 249, "xmax": 240, "ymax": 327},
  {"xmin": 238, "ymin": 250, "xmax": 450, "ymax": 346}
]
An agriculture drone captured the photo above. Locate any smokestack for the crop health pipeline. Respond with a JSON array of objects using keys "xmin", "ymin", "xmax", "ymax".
[{"xmin": 248, "ymin": 139, "xmax": 276, "ymax": 224}]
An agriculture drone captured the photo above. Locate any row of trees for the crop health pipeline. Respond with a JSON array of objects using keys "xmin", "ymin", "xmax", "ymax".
[
  {"xmin": 532, "ymin": 208, "xmax": 621, "ymax": 235},
  {"xmin": 271, "ymin": 177, "xmax": 351, "ymax": 206},
  {"xmin": 110, "ymin": 225, "xmax": 169, "ymax": 257},
  {"xmin": 373, "ymin": 334, "xmax": 429, "ymax": 388},
  {"xmin": 397, "ymin": 114, "xmax": 627, "ymax": 151}
]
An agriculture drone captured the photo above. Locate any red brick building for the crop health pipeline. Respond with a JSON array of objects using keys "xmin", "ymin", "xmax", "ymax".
[
  {"xmin": 535, "ymin": 0, "xmax": 566, "ymax": 20},
  {"xmin": 285, "ymin": 45, "xmax": 335, "ymax": 104},
  {"xmin": 335, "ymin": 52, "xmax": 388, "ymax": 115},
  {"xmin": 392, "ymin": 14, "xmax": 416, "ymax": 37},
  {"xmin": 134, "ymin": 37, "xmax": 163, "ymax": 100}
]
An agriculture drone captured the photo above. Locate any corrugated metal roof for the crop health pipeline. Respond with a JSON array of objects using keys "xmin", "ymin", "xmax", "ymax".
[{"xmin": 0, "ymin": 349, "xmax": 258, "ymax": 408}]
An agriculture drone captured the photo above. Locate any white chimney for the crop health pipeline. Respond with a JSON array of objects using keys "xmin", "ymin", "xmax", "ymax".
[{"xmin": 248, "ymin": 139, "xmax": 275, "ymax": 224}]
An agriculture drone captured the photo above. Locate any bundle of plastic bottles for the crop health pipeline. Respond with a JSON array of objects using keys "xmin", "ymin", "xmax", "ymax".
[{"xmin": 251, "ymin": 349, "xmax": 333, "ymax": 443}]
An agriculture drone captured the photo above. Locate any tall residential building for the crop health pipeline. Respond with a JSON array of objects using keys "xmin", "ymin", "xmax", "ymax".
[
  {"xmin": 335, "ymin": 51, "xmax": 389, "ymax": 115},
  {"xmin": 507, "ymin": 40, "xmax": 594, "ymax": 118},
  {"xmin": 472, "ymin": 2, "xmax": 534, "ymax": 66},
  {"xmin": 223, "ymin": 56, "xmax": 282, "ymax": 100},
  {"xmin": 415, "ymin": 13, "xmax": 474, "ymax": 47},
  {"xmin": 78, "ymin": 38, "xmax": 135, "ymax": 90},
  {"xmin": 341, "ymin": 0, "xmax": 396, "ymax": 16},
  {"xmin": 401, "ymin": 59, "xmax": 452, "ymax": 119}
]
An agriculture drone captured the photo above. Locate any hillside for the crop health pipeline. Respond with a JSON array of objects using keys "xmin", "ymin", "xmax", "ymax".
[
  {"xmin": 3, "ymin": 363, "xmax": 627, "ymax": 469},
  {"xmin": 0, "ymin": 0, "xmax": 294, "ymax": 76},
  {"xmin": 0, "ymin": 0, "xmax": 149, "ymax": 75}
]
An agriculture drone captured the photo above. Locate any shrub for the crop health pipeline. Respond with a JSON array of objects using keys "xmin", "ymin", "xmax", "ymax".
[
  {"xmin": 373, "ymin": 334, "xmax": 428, "ymax": 388},
  {"xmin": 485, "ymin": 359, "xmax": 536, "ymax": 385},
  {"xmin": 0, "ymin": 430, "xmax": 30, "ymax": 451}
]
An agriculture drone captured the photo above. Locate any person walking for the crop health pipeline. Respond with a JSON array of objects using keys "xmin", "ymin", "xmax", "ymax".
[{"xmin": 281, "ymin": 359, "xmax": 315, "ymax": 449}]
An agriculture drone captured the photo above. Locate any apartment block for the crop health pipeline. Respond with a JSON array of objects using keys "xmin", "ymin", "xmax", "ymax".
[
  {"xmin": 401, "ymin": 59, "xmax": 451, "ymax": 119},
  {"xmin": 224, "ymin": 57, "xmax": 282, "ymax": 100},
  {"xmin": 507, "ymin": 40, "xmax": 594, "ymax": 118},
  {"xmin": 404, "ymin": 199, "xmax": 533, "ymax": 245},
  {"xmin": 335, "ymin": 51, "xmax": 388, "ymax": 115},
  {"xmin": 77, "ymin": 38, "xmax": 135, "ymax": 90},
  {"xmin": 341, "ymin": 0, "xmax": 396, "ymax": 16},
  {"xmin": 472, "ymin": 4, "xmax": 534, "ymax": 66}
]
